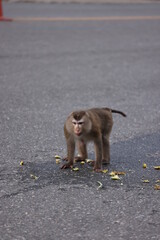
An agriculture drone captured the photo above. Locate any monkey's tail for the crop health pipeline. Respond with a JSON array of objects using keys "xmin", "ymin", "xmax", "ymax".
[
  {"xmin": 102, "ymin": 108, "xmax": 127, "ymax": 117},
  {"xmin": 111, "ymin": 109, "xmax": 127, "ymax": 117}
]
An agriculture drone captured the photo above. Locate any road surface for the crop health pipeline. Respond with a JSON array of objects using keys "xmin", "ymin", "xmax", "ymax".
[{"xmin": 0, "ymin": 2, "xmax": 160, "ymax": 240}]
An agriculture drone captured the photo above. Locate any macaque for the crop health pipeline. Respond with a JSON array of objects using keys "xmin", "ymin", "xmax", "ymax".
[{"xmin": 61, "ymin": 107, "xmax": 126, "ymax": 172}]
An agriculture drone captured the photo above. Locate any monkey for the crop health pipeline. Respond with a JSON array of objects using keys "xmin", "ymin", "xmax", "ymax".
[{"xmin": 61, "ymin": 107, "xmax": 126, "ymax": 172}]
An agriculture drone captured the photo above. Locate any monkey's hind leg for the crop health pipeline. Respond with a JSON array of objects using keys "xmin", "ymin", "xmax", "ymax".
[
  {"xmin": 102, "ymin": 135, "xmax": 110, "ymax": 165},
  {"xmin": 93, "ymin": 138, "xmax": 103, "ymax": 172}
]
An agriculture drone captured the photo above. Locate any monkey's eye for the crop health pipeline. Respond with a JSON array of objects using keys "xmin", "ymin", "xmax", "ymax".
[
  {"xmin": 72, "ymin": 121, "xmax": 77, "ymax": 125},
  {"xmin": 78, "ymin": 121, "xmax": 84, "ymax": 125}
]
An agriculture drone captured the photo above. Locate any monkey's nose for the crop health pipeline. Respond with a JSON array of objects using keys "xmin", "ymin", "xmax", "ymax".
[
  {"xmin": 75, "ymin": 128, "xmax": 81, "ymax": 135},
  {"xmin": 75, "ymin": 126, "xmax": 79, "ymax": 131},
  {"xmin": 75, "ymin": 131, "xmax": 81, "ymax": 136}
]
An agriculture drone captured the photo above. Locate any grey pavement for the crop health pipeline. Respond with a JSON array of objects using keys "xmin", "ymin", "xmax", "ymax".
[
  {"xmin": 4, "ymin": 0, "xmax": 160, "ymax": 4},
  {"xmin": 0, "ymin": 2, "xmax": 160, "ymax": 240}
]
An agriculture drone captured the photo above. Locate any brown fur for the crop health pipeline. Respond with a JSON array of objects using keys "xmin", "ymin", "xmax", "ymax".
[{"xmin": 61, "ymin": 107, "xmax": 126, "ymax": 172}]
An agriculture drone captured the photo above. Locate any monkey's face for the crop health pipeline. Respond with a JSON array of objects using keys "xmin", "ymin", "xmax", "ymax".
[
  {"xmin": 65, "ymin": 111, "xmax": 92, "ymax": 137},
  {"xmin": 72, "ymin": 119, "xmax": 84, "ymax": 136}
]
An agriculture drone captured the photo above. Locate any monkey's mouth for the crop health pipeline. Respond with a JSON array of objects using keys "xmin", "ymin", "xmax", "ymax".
[{"xmin": 75, "ymin": 132, "xmax": 82, "ymax": 136}]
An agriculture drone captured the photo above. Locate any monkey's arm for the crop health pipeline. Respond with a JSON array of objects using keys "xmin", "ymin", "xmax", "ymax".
[
  {"xmin": 61, "ymin": 136, "xmax": 75, "ymax": 169},
  {"xmin": 93, "ymin": 137, "xmax": 103, "ymax": 172}
]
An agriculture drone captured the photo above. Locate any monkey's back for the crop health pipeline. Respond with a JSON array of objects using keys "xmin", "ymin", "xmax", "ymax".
[{"xmin": 86, "ymin": 108, "xmax": 113, "ymax": 135}]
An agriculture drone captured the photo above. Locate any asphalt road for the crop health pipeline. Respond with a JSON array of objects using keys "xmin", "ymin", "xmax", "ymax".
[{"xmin": 1, "ymin": 2, "xmax": 160, "ymax": 240}]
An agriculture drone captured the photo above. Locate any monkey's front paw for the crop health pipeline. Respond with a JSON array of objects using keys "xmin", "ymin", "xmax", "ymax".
[{"xmin": 61, "ymin": 162, "xmax": 73, "ymax": 169}]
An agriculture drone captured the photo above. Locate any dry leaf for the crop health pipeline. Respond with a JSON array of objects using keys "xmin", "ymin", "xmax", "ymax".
[{"xmin": 101, "ymin": 169, "xmax": 108, "ymax": 174}]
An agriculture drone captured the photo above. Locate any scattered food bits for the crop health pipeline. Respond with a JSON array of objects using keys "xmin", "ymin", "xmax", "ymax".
[
  {"xmin": 109, "ymin": 171, "xmax": 116, "ymax": 176},
  {"xmin": 113, "ymin": 171, "xmax": 126, "ymax": 175},
  {"xmin": 101, "ymin": 169, "xmax": 108, "ymax": 174},
  {"xmin": 72, "ymin": 167, "xmax": 79, "ymax": 171},
  {"xmin": 142, "ymin": 180, "xmax": 150, "ymax": 183},
  {"xmin": 55, "ymin": 155, "xmax": 61, "ymax": 159},
  {"xmin": 80, "ymin": 161, "xmax": 85, "ymax": 164},
  {"xmin": 156, "ymin": 180, "xmax": 160, "ymax": 183},
  {"xmin": 109, "ymin": 171, "xmax": 125, "ymax": 176},
  {"xmin": 20, "ymin": 161, "xmax": 24, "ymax": 166},
  {"xmin": 85, "ymin": 159, "xmax": 94, "ymax": 163},
  {"xmin": 56, "ymin": 159, "xmax": 61, "ymax": 164},
  {"xmin": 143, "ymin": 163, "xmax": 147, "ymax": 168},
  {"xmin": 154, "ymin": 166, "xmax": 160, "ymax": 170},
  {"xmin": 30, "ymin": 174, "xmax": 39, "ymax": 180},
  {"xmin": 154, "ymin": 185, "xmax": 160, "ymax": 190},
  {"xmin": 111, "ymin": 175, "xmax": 120, "ymax": 180},
  {"xmin": 97, "ymin": 181, "xmax": 103, "ymax": 190}
]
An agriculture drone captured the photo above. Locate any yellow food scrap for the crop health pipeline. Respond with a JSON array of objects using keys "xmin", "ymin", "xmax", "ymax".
[
  {"xmin": 86, "ymin": 159, "xmax": 94, "ymax": 163},
  {"xmin": 101, "ymin": 169, "xmax": 108, "ymax": 174},
  {"xmin": 80, "ymin": 161, "xmax": 85, "ymax": 164},
  {"xmin": 97, "ymin": 181, "xmax": 103, "ymax": 190},
  {"xmin": 143, "ymin": 163, "xmax": 147, "ymax": 168},
  {"xmin": 156, "ymin": 180, "xmax": 160, "ymax": 183},
  {"xmin": 20, "ymin": 161, "xmax": 24, "ymax": 166},
  {"xmin": 30, "ymin": 174, "xmax": 39, "ymax": 180},
  {"xmin": 142, "ymin": 180, "xmax": 150, "ymax": 183},
  {"xmin": 56, "ymin": 159, "xmax": 61, "ymax": 164},
  {"xmin": 109, "ymin": 171, "xmax": 116, "ymax": 176},
  {"xmin": 154, "ymin": 185, "xmax": 160, "ymax": 190},
  {"xmin": 72, "ymin": 167, "xmax": 79, "ymax": 171},
  {"xmin": 109, "ymin": 171, "xmax": 125, "ymax": 176},
  {"xmin": 55, "ymin": 155, "xmax": 61, "ymax": 159},
  {"xmin": 111, "ymin": 175, "xmax": 120, "ymax": 180},
  {"xmin": 113, "ymin": 171, "xmax": 126, "ymax": 175},
  {"xmin": 154, "ymin": 166, "xmax": 160, "ymax": 170}
]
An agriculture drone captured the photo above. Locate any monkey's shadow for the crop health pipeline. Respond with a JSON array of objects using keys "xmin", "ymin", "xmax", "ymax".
[{"xmin": 17, "ymin": 131, "xmax": 160, "ymax": 194}]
